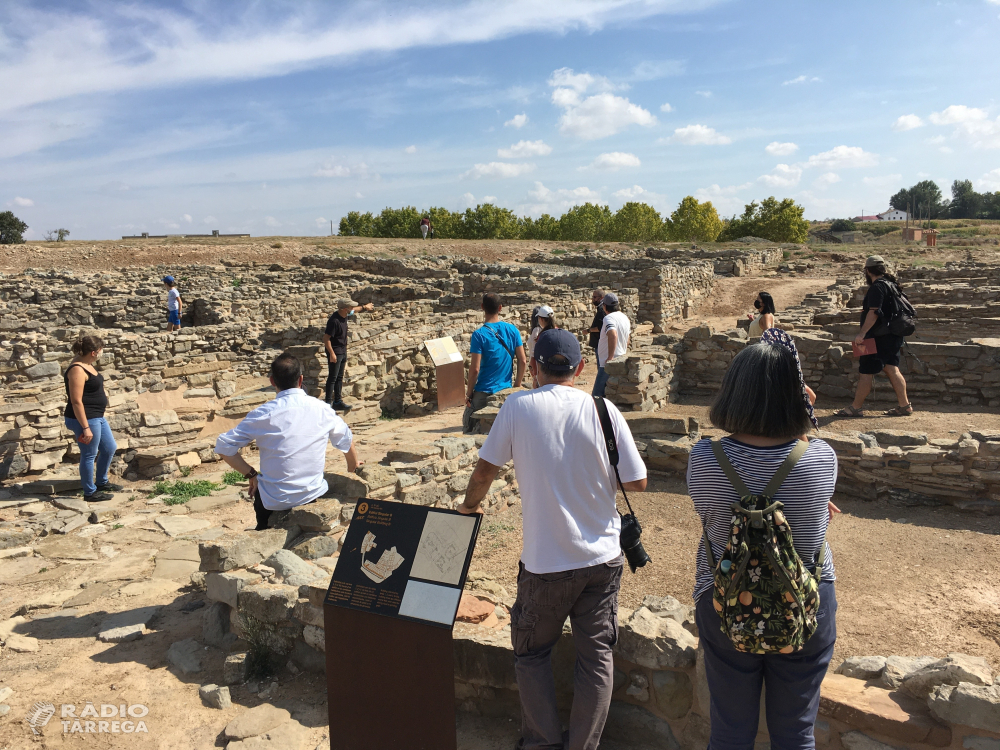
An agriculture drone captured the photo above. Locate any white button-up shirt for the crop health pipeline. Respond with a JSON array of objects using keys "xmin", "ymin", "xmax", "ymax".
[{"xmin": 214, "ymin": 388, "xmax": 354, "ymax": 511}]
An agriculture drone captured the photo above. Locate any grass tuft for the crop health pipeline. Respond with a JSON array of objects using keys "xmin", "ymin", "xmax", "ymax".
[
  {"xmin": 222, "ymin": 470, "xmax": 246, "ymax": 485},
  {"xmin": 149, "ymin": 479, "xmax": 220, "ymax": 505}
]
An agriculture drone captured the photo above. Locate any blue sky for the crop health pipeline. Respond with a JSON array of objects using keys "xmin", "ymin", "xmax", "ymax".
[{"xmin": 3, "ymin": 0, "xmax": 1000, "ymax": 240}]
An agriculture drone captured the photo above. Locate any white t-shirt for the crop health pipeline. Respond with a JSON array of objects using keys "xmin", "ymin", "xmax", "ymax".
[
  {"xmin": 527, "ymin": 326, "xmax": 541, "ymax": 360},
  {"xmin": 597, "ymin": 311, "xmax": 631, "ymax": 367},
  {"xmin": 478, "ymin": 385, "xmax": 647, "ymax": 574},
  {"xmin": 167, "ymin": 288, "xmax": 181, "ymax": 311}
]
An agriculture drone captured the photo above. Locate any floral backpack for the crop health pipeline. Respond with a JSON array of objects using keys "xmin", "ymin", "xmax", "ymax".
[{"xmin": 703, "ymin": 439, "xmax": 827, "ymax": 654}]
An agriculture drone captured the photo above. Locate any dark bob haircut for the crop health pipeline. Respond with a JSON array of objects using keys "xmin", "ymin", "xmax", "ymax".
[
  {"xmin": 757, "ymin": 291, "xmax": 776, "ymax": 316},
  {"xmin": 270, "ymin": 351, "xmax": 303, "ymax": 391},
  {"xmin": 709, "ymin": 343, "xmax": 812, "ymax": 439}
]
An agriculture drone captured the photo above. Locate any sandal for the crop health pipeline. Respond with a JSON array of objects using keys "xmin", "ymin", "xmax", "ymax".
[
  {"xmin": 836, "ymin": 406, "xmax": 864, "ymax": 418},
  {"xmin": 884, "ymin": 403, "xmax": 914, "ymax": 416}
]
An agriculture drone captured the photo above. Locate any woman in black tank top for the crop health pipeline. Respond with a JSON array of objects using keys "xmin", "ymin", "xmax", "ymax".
[{"xmin": 64, "ymin": 335, "xmax": 120, "ymax": 501}]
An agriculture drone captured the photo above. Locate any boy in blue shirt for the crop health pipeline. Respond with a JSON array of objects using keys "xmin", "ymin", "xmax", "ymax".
[{"xmin": 463, "ymin": 293, "xmax": 526, "ymax": 433}]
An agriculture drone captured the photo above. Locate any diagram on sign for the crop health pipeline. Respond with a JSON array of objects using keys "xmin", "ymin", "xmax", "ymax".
[
  {"xmin": 360, "ymin": 531, "xmax": 405, "ymax": 583},
  {"xmin": 409, "ymin": 512, "xmax": 477, "ymax": 585}
]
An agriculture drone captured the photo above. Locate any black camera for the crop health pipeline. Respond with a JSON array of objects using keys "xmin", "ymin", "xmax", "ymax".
[{"xmin": 620, "ymin": 511, "xmax": 651, "ymax": 573}]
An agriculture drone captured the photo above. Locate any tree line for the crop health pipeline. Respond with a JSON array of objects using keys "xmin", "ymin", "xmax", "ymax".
[
  {"xmin": 888, "ymin": 179, "xmax": 1000, "ymax": 220},
  {"xmin": 338, "ymin": 196, "xmax": 810, "ymax": 244}
]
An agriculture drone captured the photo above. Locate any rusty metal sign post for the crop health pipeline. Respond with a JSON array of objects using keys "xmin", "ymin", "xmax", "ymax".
[{"xmin": 424, "ymin": 336, "xmax": 466, "ymax": 411}]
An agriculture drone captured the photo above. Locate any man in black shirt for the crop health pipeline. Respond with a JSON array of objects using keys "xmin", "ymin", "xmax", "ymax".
[
  {"xmin": 585, "ymin": 288, "xmax": 606, "ymax": 351},
  {"xmin": 324, "ymin": 298, "xmax": 374, "ymax": 412},
  {"xmin": 837, "ymin": 255, "xmax": 912, "ymax": 418}
]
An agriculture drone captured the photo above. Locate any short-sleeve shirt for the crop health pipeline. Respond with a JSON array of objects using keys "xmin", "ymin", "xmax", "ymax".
[
  {"xmin": 597, "ymin": 311, "xmax": 631, "ymax": 367},
  {"xmin": 479, "ymin": 385, "xmax": 647, "ymax": 574},
  {"xmin": 325, "ymin": 312, "xmax": 349, "ymax": 355},
  {"xmin": 469, "ymin": 321, "xmax": 522, "ymax": 394},
  {"xmin": 686, "ymin": 436, "xmax": 837, "ymax": 602},
  {"xmin": 588, "ymin": 304, "xmax": 607, "ymax": 349},
  {"xmin": 167, "ymin": 288, "xmax": 180, "ymax": 311}
]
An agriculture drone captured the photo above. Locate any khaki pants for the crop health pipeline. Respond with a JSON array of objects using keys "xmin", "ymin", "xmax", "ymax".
[{"xmin": 510, "ymin": 557, "xmax": 623, "ymax": 750}]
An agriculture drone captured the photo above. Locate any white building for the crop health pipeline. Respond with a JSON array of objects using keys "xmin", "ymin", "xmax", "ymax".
[{"xmin": 877, "ymin": 209, "xmax": 910, "ymax": 221}]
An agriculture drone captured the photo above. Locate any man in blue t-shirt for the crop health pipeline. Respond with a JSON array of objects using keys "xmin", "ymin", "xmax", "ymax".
[{"xmin": 463, "ymin": 292, "xmax": 526, "ymax": 433}]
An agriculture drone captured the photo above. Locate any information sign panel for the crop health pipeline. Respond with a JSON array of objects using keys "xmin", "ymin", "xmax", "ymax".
[
  {"xmin": 424, "ymin": 336, "xmax": 464, "ymax": 367},
  {"xmin": 325, "ymin": 499, "xmax": 481, "ymax": 628}
]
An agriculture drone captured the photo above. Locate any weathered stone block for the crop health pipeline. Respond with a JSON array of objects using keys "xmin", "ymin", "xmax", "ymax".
[
  {"xmin": 205, "ymin": 569, "xmax": 262, "ymax": 608},
  {"xmin": 198, "ymin": 529, "xmax": 288, "ymax": 572},
  {"xmin": 616, "ymin": 606, "xmax": 697, "ymax": 669},
  {"xmin": 928, "ymin": 683, "xmax": 1000, "ymax": 734},
  {"xmin": 237, "ymin": 583, "xmax": 298, "ymax": 624},
  {"xmin": 323, "ymin": 472, "xmax": 368, "ymax": 500},
  {"xmin": 143, "ymin": 409, "xmax": 179, "ymax": 427},
  {"xmin": 900, "ymin": 654, "xmax": 994, "ymax": 699},
  {"xmin": 651, "ymin": 669, "xmax": 693, "ymax": 719}
]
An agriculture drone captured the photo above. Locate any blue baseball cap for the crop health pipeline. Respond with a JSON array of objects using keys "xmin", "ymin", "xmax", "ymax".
[
  {"xmin": 533, "ymin": 329, "xmax": 581, "ymax": 372},
  {"xmin": 163, "ymin": 275, "xmax": 175, "ymax": 284}
]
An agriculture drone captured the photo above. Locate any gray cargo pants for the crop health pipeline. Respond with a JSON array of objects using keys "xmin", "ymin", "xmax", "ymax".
[{"xmin": 511, "ymin": 556, "xmax": 623, "ymax": 750}]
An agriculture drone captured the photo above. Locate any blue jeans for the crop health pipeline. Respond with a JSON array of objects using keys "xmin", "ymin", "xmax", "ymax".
[
  {"xmin": 168, "ymin": 309, "xmax": 181, "ymax": 326},
  {"xmin": 695, "ymin": 580, "xmax": 838, "ymax": 750},
  {"xmin": 65, "ymin": 417, "xmax": 117, "ymax": 496},
  {"xmin": 591, "ymin": 366, "xmax": 610, "ymax": 397}
]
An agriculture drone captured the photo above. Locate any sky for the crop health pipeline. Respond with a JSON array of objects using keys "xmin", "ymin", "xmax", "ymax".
[{"xmin": 2, "ymin": 0, "xmax": 1000, "ymax": 240}]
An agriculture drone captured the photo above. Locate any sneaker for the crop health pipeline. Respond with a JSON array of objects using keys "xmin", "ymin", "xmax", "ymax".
[
  {"xmin": 95, "ymin": 482, "xmax": 125, "ymax": 493},
  {"xmin": 331, "ymin": 401, "xmax": 353, "ymax": 413},
  {"xmin": 84, "ymin": 491, "xmax": 115, "ymax": 503}
]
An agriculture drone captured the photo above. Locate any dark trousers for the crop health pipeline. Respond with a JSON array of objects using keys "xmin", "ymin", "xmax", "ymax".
[
  {"xmin": 325, "ymin": 355, "xmax": 347, "ymax": 404},
  {"xmin": 695, "ymin": 580, "xmax": 838, "ymax": 750},
  {"xmin": 510, "ymin": 557, "xmax": 623, "ymax": 750},
  {"xmin": 253, "ymin": 489, "xmax": 314, "ymax": 531}
]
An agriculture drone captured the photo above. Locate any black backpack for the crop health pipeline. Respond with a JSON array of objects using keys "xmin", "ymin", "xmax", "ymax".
[{"xmin": 872, "ymin": 279, "xmax": 917, "ymax": 337}]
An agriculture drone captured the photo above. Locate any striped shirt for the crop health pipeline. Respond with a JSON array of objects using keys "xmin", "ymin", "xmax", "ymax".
[{"xmin": 687, "ymin": 436, "xmax": 837, "ymax": 602}]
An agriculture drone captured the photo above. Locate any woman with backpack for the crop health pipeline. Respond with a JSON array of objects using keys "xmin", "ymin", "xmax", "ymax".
[
  {"xmin": 687, "ymin": 328, "xmax": 839, "ymax": 750},
  {"xmin": 837, "ymin": 255, "xmax": 913, "ymax": 418}
]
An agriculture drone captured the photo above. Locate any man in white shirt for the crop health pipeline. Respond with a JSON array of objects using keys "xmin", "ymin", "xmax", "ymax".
[
  {"xmin": 215, "ymin": 352, "xmax": 361, "ymax": 530},
  {"xmin": 459, "ymin": 329, "xmax": 647, "ymax": 750},
  {"xmin": 592, "ymin": 292, "xmax": 631, "ymax": 398}
]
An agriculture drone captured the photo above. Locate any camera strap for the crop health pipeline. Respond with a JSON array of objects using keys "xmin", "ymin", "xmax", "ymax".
[{"xmin": 593, "ymin": 396, "xmax": 635, "ymax": 516}]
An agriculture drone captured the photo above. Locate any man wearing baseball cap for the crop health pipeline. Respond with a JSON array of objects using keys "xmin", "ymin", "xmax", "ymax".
[
  {"xmin": 593, "ymin": 292, "xmax": 631, "ymax": 398},
  {"xmin": 837, "ymin": 255, "xmax": 913, "ymax": 418},
  {"xmin": 163, "ymin": 276, "xmax": 182, "ymax": 332},
  {"xmin": 323, "ymin": 298, "xmax": 375, "ymax": 413},
  {"xmin": 459, "ymin": 328, "xmax": 647, "ymax": 750}
]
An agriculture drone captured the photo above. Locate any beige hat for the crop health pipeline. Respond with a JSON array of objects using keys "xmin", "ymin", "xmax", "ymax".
[
  {"xmin": 864, "ymin": 255, "xmax": 886, "ymax": 268},
  {"xmin": 336, "ymin": 299, "xmax": 358, "ymax": 310}
]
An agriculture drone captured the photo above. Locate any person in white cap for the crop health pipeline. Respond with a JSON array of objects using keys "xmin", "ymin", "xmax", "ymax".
[
  {"xmin": 593, "ymin": 293, "xmax": 630, "ymax": 398},
  {"xmin": 525, "ymin": 305, "xmax": 556, "ymax": 387}
]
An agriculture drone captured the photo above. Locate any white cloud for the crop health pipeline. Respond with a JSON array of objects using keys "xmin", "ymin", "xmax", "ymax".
[
  {"xmin": 264, "ymin": 216, "xmax": 280, "ymax": 227},
  {"xmin": 584, "ymin": 152, "xmax": 641, "ymax": 171},
  {"xmin": 549, "ymin": 68, "xmax": 656, "ymax": 140},
  {"xmin": 462, "ymin": 192, "xmax": 476, "ymax": 207},
  {"xmin": 613, "ymin": 185, "xmax": 649, "ymax": 200},
  {"xmin": 782, "ymin": 75, "xmax": 821, "ymax": 85},
  {"xmin": 928, "ymin": 105, "xmax": 1000, "ymax": 148},
  {"xmin": 814, "ymin": 172, "xmax": 840, "ymax": 188},
  {"xmin": 483, "ymin": 195, "xmax": 497, "ymax": 203},
  {"xmin": 522, "ymin": 181, "xmax": 604, "ymax": 214},
  {"xmin": 404, "ymin": 145, "xmax": 417, "ymax": 154},
  {"xmin": 978, "ymin": 168, "xmax": 1000, "ymax": 190},
  {"xmin": 804, "ymin": 145, "xmax": 879, "ymax": 169},
  {"xmin": 695, "ymin": 90, "xmax": 712, "ymax": 98},
  {"xmin": 660, "ymin": 102, "xmax": 674, "ymax": 112},
  {"xmin": 926, "ymin": 135, "xmax": 947, "ymax": 145},
  {"xmin": 862, "ymin": 174, "xmax": 902, "ymax": 188},
  {"xmin": 12, "ymin": 196, "xmax": 34, "ymax": 206},
  {"xmin": 631, "ymin": 60, "xmax": 685, "ymax": 81},
  {"xmin": 314, "ymin": 158, "xmax": 376, "ymax": 179},
  {"xmin": 498, "ymin": 140, "xmax": 552, "ymax": 158},
  {"xmin": 461, "ymin": 161, "xmax": 534, "ymax": 179},
  {"xmin": 203, "ymin": 215, "xmax": 217, "ymax": 224},
  {"xmin": 0, "ymin": 2, "xmax": 729, "ymax": 116},
  {"xmin": 892, "ymin": 114, "xmax": 924, "ymax": 131},
  {"xmin": 504, "ymin": 113, "xmax": 528, "ymax": 128},
  {"xmin": 355, "ymin": 192, "xmax": 363, "ymax": 199},
  {"xmin": 315, "ymin": 217, "xmax": 328, "ymax": 228},
  {"xmin": 182, "ymin": 213, "xmax": 192, "ymax": 223},
  {"xmin": 665, "ymin": 124, "xmax": 731, "ymax": 145},
  {"xmin": 765, "ymin": 141, "xmax": 798, "ymax": 156},
  {"xmin": 757, "ymin": 164, "xmax": 802, "ymax": 188},
  {"xmin": 694, "ymin": 182, "xmax": 752, "ymax": 215}
]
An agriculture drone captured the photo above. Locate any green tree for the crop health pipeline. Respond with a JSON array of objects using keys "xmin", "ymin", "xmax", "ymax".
[
  {"xmin": 830, "ymin": 219, "xmax": 856, "ymax": 232},
  {"xmin": 426, "ymin": 207, "xmax": 460, "ymax": 238},
  {"xmin": 890, "ymin": 180, "xmax": 947, "ymax": 219},
  {"xmin": 459, "ymin": 204, "xmax": 523, "ymax": 239},
  {"xmin": 558, "ymin": 203, "xmax": 613, "ymax": 242},
  {"xmin": 0, "ymin": 211, "xmax": 28, "ymax": 244},
  {"xmin": 665, "ymin": 196, "xmax": 723, "ymax": 242},
  {"xmin": 373, "ymin": 206, "xmax": 422, "ymax": 238},
  {"xmin": 718, "ymin": 197, "xmax": 809, "ymax": 243},
  {"xmin": 609, "ymin": 202, "xmax": 663, "ymax": 243},
  {"xmin": 522, "ymin": 214, "xmax": 561, "ymax": 241},
  {"xmin": 982, "ymin": 192, "xmax": 1000, "ymax": 220},
  {"xmin": 338, "ymin": 211, "xmax": 376, "ymax": 236},
  {"xmin": 949, "ymin": 179, "xmax": 981, "ymax": 219}
]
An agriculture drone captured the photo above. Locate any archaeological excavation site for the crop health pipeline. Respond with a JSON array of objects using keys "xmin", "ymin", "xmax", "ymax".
[{"xmin": 1, "ymin": 236, "xmax": 999, "ymax": 750}]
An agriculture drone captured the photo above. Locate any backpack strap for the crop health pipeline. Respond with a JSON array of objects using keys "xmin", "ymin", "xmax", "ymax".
[{"xmin": 762, "ymin": 439, "xmax": 810, "ymax": 499}]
